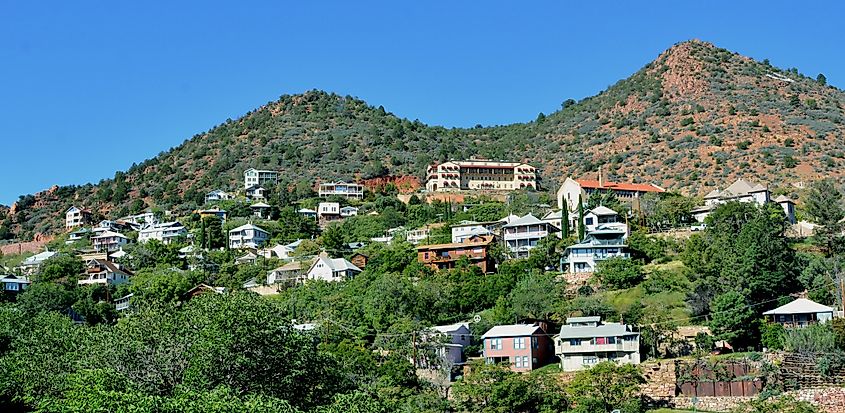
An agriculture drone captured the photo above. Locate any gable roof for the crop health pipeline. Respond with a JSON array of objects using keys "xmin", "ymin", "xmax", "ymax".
[
  {"xmin": 724, "ymin": 179, "xmax": 767, "ymax": 197},
  {"xmin": 503, "ymin": 213, "xmax": 543, "ymax": 228},
  {"xmin": 309, "ymin": 255, "xmax": 362, "ymax": 274},
  {"xmin": 250, "ymin": 202, "xmax": 271, "ymax": 208},
  {"xmin": 774, "ymin": 195, "xmax": 795, "ymax": 204},
  {"xmin": 22, "ymin": 250, "xmax": 57, "ymax": 266},
  {"xmin": 589, "ymin": 206, "xmax": 618, "ymax": 216},
  {"xmin": 431, "ymin": 323, "xmax": 470, "ymax": 334},
  {"xmin": 86, "ymin": 259, "xmax": 131, "ymax": 276},
  {"xmin": 229, "ymin": 223, "xmax": 269, "ymax": 234},
  {"xmin": 575, "ymin": 179, "xmax": 664, "ymax": 193},
  {"xmin": 763, "ymin": 298, "xmax": 834, "ymax": 315},
  {"xmin": 481, "ymin": 324, "xmax": 544, "ymax": 338},
  {"xmin": 91, "ymin": 231, "xmax": 128, "ymax": 240}
]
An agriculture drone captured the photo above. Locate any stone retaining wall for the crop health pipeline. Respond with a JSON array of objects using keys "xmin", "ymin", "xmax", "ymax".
[
  {"xmin": 789, "ymin": 388, "xmax": 845, "ymax": 413},
  {"xmin": 671, "ymin": 396, "xmax": 755, "ymax": 411}
]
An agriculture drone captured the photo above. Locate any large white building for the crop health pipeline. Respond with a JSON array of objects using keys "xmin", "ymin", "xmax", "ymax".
[
  {"xmin": 554, "ymin": 317, "xmax": 640, "ymax": 372},
  {"xmin": 243, "ymin": 168, "xmax": 279, "ymax": 189},
  {"xmin": 138, "ymin": 222, "xmax": 187, "ymax": 244},
  {"xmin": 318, "ymin": 182, "xmax": 365, "ymax": 199},
  {"xmin": 228, "ymin": 223, "xmax": 270, "ymax": 249},
  {"xmin": 426, "ymin": 160, "xmax": 537, "ymax": 192},
  {"xmin": 556, "ymin": 175, "xmax": 664, "ymax": 212}
]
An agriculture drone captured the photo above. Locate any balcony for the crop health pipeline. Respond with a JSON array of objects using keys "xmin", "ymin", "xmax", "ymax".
[{"xmin": 557, "ymin": 341, "xmax": 639, "ymax": 354}]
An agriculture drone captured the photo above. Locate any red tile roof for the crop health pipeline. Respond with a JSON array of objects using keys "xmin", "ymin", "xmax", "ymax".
[{"xmin": 576, "ymin": 179, "xmax": 664, "ymax": 193}]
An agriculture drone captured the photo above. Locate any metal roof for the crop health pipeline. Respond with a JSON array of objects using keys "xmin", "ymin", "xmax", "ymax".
[
  {"xmin": 481, "ymin": 324, "xmax": 543, "ymax": 338},
  {"xmin": 763, "ymin": 298, "xmax": 834, "ymax": 315}
]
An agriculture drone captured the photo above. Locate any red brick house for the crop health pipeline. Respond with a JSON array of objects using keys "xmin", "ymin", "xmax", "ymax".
[
  {"xmin": 415, "ymin": 235, "xmax": 495, "ymax": 273},
  {"xmin": 481, "ymin": 323, "xmax": 554, "ymax": 372}
]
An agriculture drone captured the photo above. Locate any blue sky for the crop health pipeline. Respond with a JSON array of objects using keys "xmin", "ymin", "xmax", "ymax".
[{"xmin": 1, "ymin": 1, "xmax": 843, "ymax": 205}]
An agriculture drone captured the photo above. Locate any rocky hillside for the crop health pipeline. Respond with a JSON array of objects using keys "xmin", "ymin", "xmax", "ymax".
[{"xmin": 3, "ymin": 40, "xmax": 844, "ymax": 240}]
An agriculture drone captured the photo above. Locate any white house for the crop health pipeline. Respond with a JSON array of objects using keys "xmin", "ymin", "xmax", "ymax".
[
  {"xmin": 243, "ymin": 168, "xmax": 279, "ymax": 189},
  {"xmin": 306, "ymin": 253, "xmax": 362, "ymax": 282},
  {"xmin": 502, "ymin": 214, "xmax": 558, "ymax": 258},
  {"xmin": 205, "ymin": 189, "xmax": 233, "ymax": 203},
  {"xmin": 427, "ymin": 323, "xmax": 472, "ymax": 366},
  {"xmin": 554, "ymin": 316, "xmax": 640, "ymax": 372},
  {"xmin": 65, "ymin": 206, "xmax": 92, "ymax": 229},
  {"xmin": 91, "ymin": 231, "xmax": 129, "ymax": 253},
  {"xmin": 450, "ymin": 221, "xmax": 494, "ymax": 243},
  {"xmin": 1, "ymin": 274, "xmax": 31, "ymax": 293},
  {"xmin": 318, "ymin": 202, "xmax": 341, "ymax": 224},
  {"xmin": 228, "ymin": 223, "xmax": 270, "ymax": 249},
  {"xmin": 340, "ymin": 206, "xmax": 359, "ymax": 218},
  {"xmin": 138, "ymin": 222, "xmax": 187, "ymax": 244},
  {"xmin": 119, "ymin": 211, "xmax": 158, "ymax": 227},
  {"xmin": 692, "ymin": 179, "xmax": 796, "ymax": 224},
  {"xmin": 245, "ymin": 185, "xmax": 267, "ymax": 201},
  {"xmin": 250, "ymin": 202, "xmax": 272, "ymax": 219},
  {"xmin": 562, "ymin": 225, "xmax": 629, "ymax": 274},
  {"xmin": 78, "ymin": 259, "xmax": 132, "ymax": 286},
  {"xmin": 583, "ymin": 206, "xmax": 626, "ymax": 234},
  {"xmin": 18, "ymin": 250, "xmax": 58, "ymax": 275},
  {"xmin": 319, "ymin": 182, "xmax": 365, "ymax": 199}
]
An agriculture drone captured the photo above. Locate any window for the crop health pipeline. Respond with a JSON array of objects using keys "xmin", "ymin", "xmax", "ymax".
[
  {"xmin": 584, "ymin": 356, "xmax": 598, "ymax": 365},
  {"xmin": 570, "ymin": 338, "xmax": 581, "ymax": 346},
  {"xmin": 532, "ymin": 336, "xmax": 538, "ymax": 349},
  {"xmin": 514, "ymin": 356, "xmax": 523, "ymax": 368},
  {"xmin": 514, "ymin": 337, "xmax": 526, "ymax": 349},
  {"xmin": 607, "ymin": 337, "xmax": 617, "ymax": 344},
  {"xmin": 585, "ymin": 217, "xmax": 594, "ymax": 225},
  {"xmin": 489, "ymin": 338, "xmax": 502, "ymax": 350}
]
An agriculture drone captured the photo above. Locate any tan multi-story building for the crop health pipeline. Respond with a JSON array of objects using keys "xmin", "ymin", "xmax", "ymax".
[{"xmin": 426, "ymin": 160, "xmax": 537, "ymax": 192}]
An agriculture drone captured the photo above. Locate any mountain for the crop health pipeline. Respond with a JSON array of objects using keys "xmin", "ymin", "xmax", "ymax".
[{"xmin": 3, "ymin": 39, "xmax": 844, "ymax": 240}]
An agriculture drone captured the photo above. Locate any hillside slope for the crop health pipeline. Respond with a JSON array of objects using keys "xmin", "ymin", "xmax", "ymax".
[{"xmin": 3, "ymin": 40, "xmax": 844, "ymax": 240}]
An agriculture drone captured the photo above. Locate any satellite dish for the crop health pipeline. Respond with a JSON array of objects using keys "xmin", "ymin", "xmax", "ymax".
[{"xmin": 473, "ymin": 314, "xmax": 481, "ymax": 323}]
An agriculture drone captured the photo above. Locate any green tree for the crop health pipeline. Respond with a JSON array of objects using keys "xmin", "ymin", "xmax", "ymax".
[
  {"xmin": 16, "ymin": 282, "xmax": 77, "ymax": 315},
  {"xmin": 804, "ymin": 179, "xmax": 845, "ymax": 255},
  {"xmin": 595, "ymin": 257, "xmax": 643, "ymax": 290},
  {"xmin": 817, "ymin": 73, "xmax": 827, "ymax": 86},
  {"xmin": 566, "ymin": 362, "xmax": 645, "ymax": 413},
  {"xmin": 709, "ymin": 291, "xmax": 758, "ymax": 349},
  {"xmin": 37, "ymin": 254, "xmax": 84, "ymax": 282},
  {"xmin": 509, "ymin": 271, "xmax": 565, "ymax": 320}
]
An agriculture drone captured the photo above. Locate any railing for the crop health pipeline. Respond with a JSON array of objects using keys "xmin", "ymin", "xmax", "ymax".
[{"xmin": 557, "ymin": 341, "xmax": 639, "ymax": 353}]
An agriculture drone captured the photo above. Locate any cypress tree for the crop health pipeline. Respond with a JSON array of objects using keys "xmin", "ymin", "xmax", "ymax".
[
  {"xmin": 577, "ymin": 195, "xmax": 585, "ymax": 240},
  {"xmin": 561, "ymin": 205, "xmax": 570, "ymax": 237}
]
